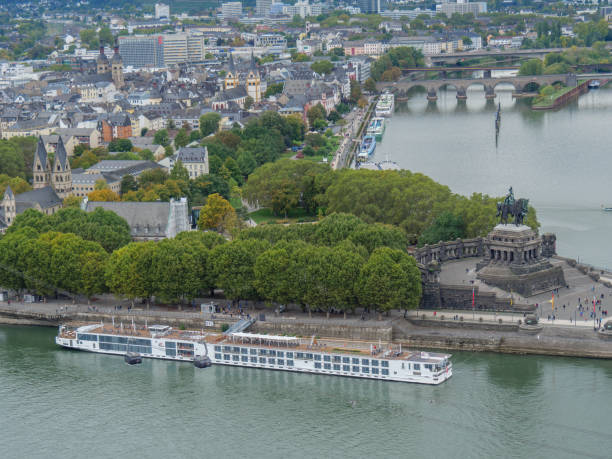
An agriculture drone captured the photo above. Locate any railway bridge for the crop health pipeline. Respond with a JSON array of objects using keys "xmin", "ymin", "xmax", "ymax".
[{"xmin": 377, "ymin": 73, "xmax": 577, "ymax": 100}]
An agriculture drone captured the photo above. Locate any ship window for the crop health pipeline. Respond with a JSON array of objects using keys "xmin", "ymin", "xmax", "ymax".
[
  {"xmin": 342, "ymin": 357, "xmax": 350, "ymax": 364},
  {"xmin": 323, "ymin": 363, "xmax": 331, "ymax": 370},
  {"xmin": 250, "ymin": 357, "xmax": 257, "ymax": 363},
  {"xmin": 241, "ymin": 348, "xmax": 248, "ymax": 354},
  {"xmin": 362, "ymin": 367, "xmax": 369, "ymax": 373},
  {"xmin": 425, "ymin": 364, "xmax": 433, "ymax": 371},
  {"xmin": 333, "ymin": 364, "xmax": 340, "ymax": 371},
  {"xmin": 382, "ymin": 361, "xmax": 389, "ymax": 368},
  {"xmin": 77, "ymin": 333, "xmax": 98, "ymax": 341},
  {"xmin": 382, "ymin": 369, "xmax": 389, "ymax": 376},
  {"xmin": 287, "ymin": 360, "xmax": 294, "ymax": 366},
  {"xmin": 333, "ymin": 356, "xmax": 341, "ymax": 363},
  {"xmin": 296, "ymin": 352, "xmax": 305, "ymax": 359},
  {"xmin": 215, "ymin": 353, "xmax": 222, "ymax": 360},
  {"xmin": 259, "ymin": 357, "xmax": 266, "ymax": 363},
  {"xmin": 259, "ymin": 349, "xmax": 267, "ymax": 356},
  {"xmin": 372, "ymin": 367, "xmax": 379, "ymax": 375},
  {"xmin": 323, "ymin": 355, "xmax": 331, "ymax": 362},
  {"xmin": 352, "ymin": 358, "xmax": 359, "ymax": 364},
  {"xmin": 306, "ymin": 353, "xmax": 313, "ymax": 360},
  {"xmin": 413, "ymin": 363, "xmax": 421, "ymax": 371},
  {"xmin": 314, "ymin": 362, "xmax": 322, "ymax": 369},
  {"xmin": 232, "ymin": 355, "xmax": 239, "ymax": 361},
  {"xmin": 371, "ymin": 360, "xmax": 379, "ymax": 366},
  {"xmin": 165, "ymin": 348, "xmax": 176, "ymax": 357},
  {"xmin": 223, "ymin": 346, "xmax": 232, "ymax": 352},
  {"xmin": 268, "ymin": 358, "xmax": 275, "ymax": 365},
  {"xmin": 361, "ymin": 359, "xmax": 369, "ymax": 366},
  {"xmin": 166, "ymin": 342, "xmax": 176, "ymax": 349},
  {"xmin": 286, "ymin": 352, "xmax": 293, "ymax": 359},
  {"xmin": 269, "ymin": 350, "xmax": 276, "ymax": 357},
  {"xmin": 223, "ymin": 354, "xmax": 230, "ymax": 360},
  {"xmin": 250, "ymin": 349, "xmax": 257, "ymax": 355},
  {"xmin": 241, "ymin": 356, "xmax": 248, "ymax": 362},
  {"xmin": 314, "ymin": 354, "xmax": 321, "ymax": 361},
  {"xmin": 277, "ymin": 351, "xmax": 284, "ymax": 358},
  {"xmin": 232, "ymin": 347, "xmax": 240, "ymax": 353},
  {"xmin": 277, "ymin": 359, "xmax": 284, "ymax": 366},
  {"xmin": 343, "ymin": 365, "xmax": 350, "ymax": 372},
  {"xmin": 352, "ymin": 366, "xmax": 359, "ymax": 373}
]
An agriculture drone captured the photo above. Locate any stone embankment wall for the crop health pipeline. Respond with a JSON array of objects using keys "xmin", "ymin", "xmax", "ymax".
[{"xmin": 252, "ymin": 320, "xmax": 392, "ymax": 341}]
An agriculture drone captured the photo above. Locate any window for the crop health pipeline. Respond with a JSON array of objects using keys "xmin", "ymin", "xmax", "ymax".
[
  {"xmin": 232, "ymin": 347, "xmax": 240, "ymax": 353},
  {"xmin": 382, "ymin": 361, "xmax": 389, "ymax": 368},
  {"xmin": 333, "ymin": 356, "xmax": 341, "ymax": 363},
  {"xmin": 268, "ymin": 358, "xmax": 275, "ymax": 365},
  {"xmin": 342, "ymin": 357, "xmax": 350, "ymax": 364},
  {"xmin": 372, "ymin": 367, "xmax": 379, "ymax": 375},
  {"xmin": 215, "ymin": 353, "xmax": 222, "ymax": 360},
  {"xmin": 425, "ymin": 364, "xmax": 433, "ymax": 371},
  {"xmin": 250, "ymin": 357, "xmax": 257, "ymax": 363},
  {"xmin": 323, "ymin": 355, "xmax": 331, "ymax": 362},
  {"xmin": 362, "ymin": 367, "xmax": 369, "ymax": 373},
  {"xmin": 277, "ymin": 359, "xmax": 284, "ymax": 366},
  {"xmin": 306, "ymin": 353, "xmax": 313, "ymax": 360},
  {"xmin": 361, "ymin": 359, "xmax": 369, "ymax": 366},
  {"xmin": 413, "ymin": 363, "xmax": 420, "ymax": 371},
  {"xmin": 259, "ymin": 357, "xmax": 266, "ymax": 364},
  {"xmin": 314, "ymin": 354, "xmax": 321, "ymax": 361},
  {"xmin": 269, "ymin": 350, "xmax": 276, "ymax": 357},
  {"xmin": 333, "ymin": 364, "xmax": 340, "ymax": 371},
  {"xmin": 223, "ymin": 346, "xmax": 232, "ymax": 352},
  {"xmin": 259, "ymin": 349, "xmax": 267, "ymax": 356},
  {"xmin": 382, "ymin": 369, "xmax": 389, "ymax": 376},
  {"xmin": 241, "ymin": 356, "xmax": 248, "ymax": 362},
  {"xmin": 277, "ymin": 351, "xmax": 284, "ymax": 358},
  {"xmin": 371, "ymin": 360, "xmax": 379, "ymax": 366},
  {"xmin": 223, "ymin": 354, "xmax": 230, "ymax": 361},
  {"xmin": 323, "ymin": 363, "xmax": 331, "ymax": 370},
  {"xmin": 241, "ymin": 348, "xmax": 248, "ymax": 354},
  {"xmin": 286, "ymin": 352, "xmax": 293, "ymax": 359},
  {"xmin": 314, "ymin": 362, "xmax": 322, "ymax": 369},
  {"xmin": 232, "ymin": 355, "xmax": 239, "ymax": 362},
  {"xmin": 250, "ymin": 349, "xmax": 257, "ymax": 355},
  {"xmin": 287, "ymin": 360, "xmax": 294, "ymax": 366},
  {"xmin": 352, "ymin": 358, "xmax": 359, "ymax": 365},
  {"xmin": 343, "ymin": 365, "xmax": 350, "ymax": 372},
  {"xmin": 296, "ymin": 353, "xmax": 305, "ymax": 359}
]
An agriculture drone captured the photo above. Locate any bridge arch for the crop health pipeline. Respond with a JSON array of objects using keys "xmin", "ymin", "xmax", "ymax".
[
  {"xmin": 492, "ymin": 80, "xmax": 518, "ymax": 91},
  {"xmin": 522, "ymin": 81, "xmax": 541, "ymax": 92}
]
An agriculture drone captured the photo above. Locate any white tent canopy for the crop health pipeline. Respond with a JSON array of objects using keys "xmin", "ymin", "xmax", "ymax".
[{"xmin": 230, "ymin": 332, "xmax": 299, "ymax": 343}]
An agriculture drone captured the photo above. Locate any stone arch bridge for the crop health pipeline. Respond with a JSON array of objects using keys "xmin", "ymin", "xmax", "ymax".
[{"xmin": 378, "ymin": 73, "xmax": 577, "ymax": 100}]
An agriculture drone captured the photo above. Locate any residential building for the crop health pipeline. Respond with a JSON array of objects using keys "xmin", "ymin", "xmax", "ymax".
[
  {"xmin": 118, "ymin": 35, "xmax": 164, "ymax": 68},
  {"xmin": 359, "ymin": 0, "xmax": 380, "ymax": 14},
  {"xmin": 41, "ymin": 134, "xmax": 78, "ymax": 157},
  {"xmin": 54, "ymin": 128, "xmax": 101, "ymax": 148},
  {"xmin": 255, "ymin": 34, "xmax": 287, "ymax": 49},
  {"xmin": 101, "ymin": 114, "xmax": 132, "ymax": 142},
  {"xmin": 221, "ymin": 2, "xmax": 243, "ymax": 19},
  {"xmin": 283, "ymin": 1, "xmax": 322, "ymax": 18},
  {"xmin": 348, "ymin": 58, "xmax": 371, "ymax": 84},
  {"xmin": 82, "ymin": 198, "xmax": 190, "ymax": 241},
  {"xmin": 155, "ymin": 3, "xmax": 170, "ymax": 19},
  {"xmin": 256, "ymin": 0, "xmax": 273, "ymax": 16},
  {"xmin": 176, "ymin": 147, "xmax": 209, "ymax": 178},
  {"xmin": 436, "ymin": 2, "xmax": 487, "ymax": 17}
]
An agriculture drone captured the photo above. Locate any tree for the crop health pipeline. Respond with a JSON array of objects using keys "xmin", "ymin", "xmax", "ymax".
[
  {"xmin": 244, "ymin": 96, "xmax": 254, "ymax": 110},
  {"xmin": 63, "ymin": 195, "xmax": 82, "ymax": 208},
  {"xmin": 350, "ymin": 80, "xmax": 362, "ymax": 104},
  {"xmin": 265, "ymin": 82, "xmax": 284, "ymax": 97},
  {"xmin": 310, "ymin": 60, "xmax": 334, "ymax": 75},
  {"xmin": 105, "ymin": 242, "xmax": 157, "ymax": 306},
  {"xmin": 120, "ymin": 175, "xmax": 138, "ymax": 194},
  {"xmin": 307, "ymin": 103, "xmax": 327, "ymax": 128},
  {"xmin": 418, "ymin": 212, "xmax": 466, "ymax": 246},
  {"xmin": 0, "ymin": 174, "xmax": 31, "ymax": 195},
  {"xmin": 327, "ymin": 110, "xmax": 341, "ymax": 123},
  {"xmin": 364, "ymin": 77, "xmax": 377, "ymax": 93},
  {"xmin": 199, "ymin": 113, "xmax": 221, "ymax": 137},
  {"xmin": 98, "ymin": 27, "xmax": 114, "ymax": 46},
  {"xmin": 170, "ymin": 160, "xmax": 190, "ymax": 182},
  {"xmin": 108, "ymin": 138, "xmax": 132, "ymax": 152},
  {"xmin": 88, "ymin": 189, "xmax": 120, "ymax": 201},
  {"xmin": 150, "ymin": 239, "xmax": 202, "ymax": 303},
  {"xmin": 518, "ymin": 59, "xmax": 544, "ymax": 76},
  {"xmin": 174, "ymin": 128, "xmax": 190, "ymax": 148},
  {"xmin": 197, "ymin": 193, "xmax": 237, "ymax": 235},
  {"xmin": 237, "ymin": 151, "xmax": 257, "ymax": 177},
  {"xmin": 153, "ymin": 129, "xmax": 170, "ymax": 147},
  {"xmin": 79, "ymin": 29, "xmax": 98, "ymax": 49}
]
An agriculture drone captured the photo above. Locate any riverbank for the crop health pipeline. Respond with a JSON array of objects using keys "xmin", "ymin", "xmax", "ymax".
[{"xmin": 2, "ymin": 302, "xmax": 610, "ymax": 359}]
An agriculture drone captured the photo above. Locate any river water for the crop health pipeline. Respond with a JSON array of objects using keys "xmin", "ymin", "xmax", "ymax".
[
  {"xmin": 374, "ymin": 84, "xmax": 612, "ymax": 269},
  {"xmin": 0, "ymin": 325, "xmax": 611, "ymax": 459}
]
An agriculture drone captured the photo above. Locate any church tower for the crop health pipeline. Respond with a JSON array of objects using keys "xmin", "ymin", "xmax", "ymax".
[
  {"xmin": 2, "ymin": 185, "xmax": 16, "ymax": 227},
  {"xmin": 224, "ymin": 53, "xmax": 239, "ymax": 90},
  {"xmin": 246, "ymin": 51, "xmax": 261, "ymax": 103},
  {"xmin": 97, "ymin": 46, "xmax": 109, "ymax": 74},
  {"xmin": 33, "ymin": 137, "xmax": 51, "ymax": 190},
  {"xmin": 51, "ymin": 136, "xmax": 72, "ymax": 199},
  {"xmin": 111, "ymin": 45, "xmax": 124, "ymax": 89}
]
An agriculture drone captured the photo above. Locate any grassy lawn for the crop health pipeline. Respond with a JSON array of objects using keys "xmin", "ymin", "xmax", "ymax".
[
  {"xmin": 249, "ymin": 207, "xmax": 316, "ymax": 225},
  {"xmin": 229, "ymin": 196, "xmax": 242, "ymax": 209},
  {"xmin": 532, "ymin": 85, "xmax": 575, "ymax": 108}
]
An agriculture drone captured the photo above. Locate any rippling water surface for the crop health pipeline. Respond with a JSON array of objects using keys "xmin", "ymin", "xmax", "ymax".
[
  {"xmin": 376, "ymin": 86, "xmax": 612, "ymax": 268},
  {"xmin": 1, "ymin": 326, "xmax": 611, "ymax": 459}
]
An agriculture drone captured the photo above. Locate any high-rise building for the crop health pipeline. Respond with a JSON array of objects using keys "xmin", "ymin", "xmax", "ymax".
[
  {"xmin": 221, "ymin": 2, "xmax": 243, "ymax": 19},
  {"xmin": 155, "ymin": 3, "xmax": 170, "ymax": 19},
  {"xmin": 118, "ymin": 36, "xmax": 164, "ymax": 68},
  {"xmin": 436, "ymin": 2, "xmax": 487, "ymax": 17},
  {"xmin": 358, "ymin": 0, "xmax": 380, "ymax": 14},
  {"xmin": 256, "ymin": 0, "xmax": 273, "ymax": 17}
]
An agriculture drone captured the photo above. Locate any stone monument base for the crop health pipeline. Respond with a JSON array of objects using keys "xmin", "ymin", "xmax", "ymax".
[{"xmin": 476, "ymin": 224, "xmax": 566, "ymax": 297}]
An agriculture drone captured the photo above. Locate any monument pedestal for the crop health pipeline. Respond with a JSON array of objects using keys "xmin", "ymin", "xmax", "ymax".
[{"xmin": 476, "ymin": 224, "xmax": 565, "ymax": 297}]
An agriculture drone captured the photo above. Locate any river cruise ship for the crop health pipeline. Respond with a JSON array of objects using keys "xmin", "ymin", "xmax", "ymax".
[
  {"xmin": 375, "ymin": 93, "xmax": 395, "ymax": 117},
  {"xmin": 56, "ymin": 323, "xmax": 453, "ymax": 385},
  {"xmin": 358, "ymin": 135, "xmax": 376, "ymax": 161},
  {"xmin": 367, "ymin": 117, "xmax": 385, "ymax": 140}
]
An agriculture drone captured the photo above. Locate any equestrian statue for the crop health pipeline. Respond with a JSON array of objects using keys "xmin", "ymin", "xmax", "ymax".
[{"xmin": 496, "ymin": 187, "xmax": 529, "ymax": 226}]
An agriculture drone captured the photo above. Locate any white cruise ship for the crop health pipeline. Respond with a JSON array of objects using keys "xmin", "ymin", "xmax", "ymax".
[
  {"xmin": 56, "ymin": 323, "xmax": 453, "ymax": 385},
  {"xmin": 375, "ymin": 93, "xmax": 395, "ymax": 117}
]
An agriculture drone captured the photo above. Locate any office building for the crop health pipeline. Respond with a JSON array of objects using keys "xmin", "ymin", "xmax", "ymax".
[
  {"xmin": 118, "ymin": 35, "xmax": 164, "ymax": 68},
  {"xmin": 221, "ymin": 2, "xmax": 243, "ymax": 19},
  {"xmin": 256, "ymin": 0, "xmax": 273, "ymax": 17},
  {"xmin": 358, "ymin": 0, "xmax": 380, "ymax": 14},
  {"xmin": 436, "ymin": 2, "xmax": 487, "ymax": 17},
  {"xmin": 155, "ymin": 3, "xmax": 170, "ymax": 19}
]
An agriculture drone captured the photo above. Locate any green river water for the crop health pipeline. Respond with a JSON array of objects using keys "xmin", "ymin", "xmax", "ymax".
[{"xmin": 1, "ymin": 325, "xmax": 611, "ymax": 459}]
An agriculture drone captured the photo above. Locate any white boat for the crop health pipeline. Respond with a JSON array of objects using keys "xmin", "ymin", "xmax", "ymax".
[
  {"xmin": 601, "ymin": 205, "xmax": 612, "ymax": 212},
  {"xmin": 56, "ymin": 323, "xmax": 453, "ymax": 385},
  {"xmin": 589, "ymin": 80, "xmax": 601, "ymax": 89},
  {"xmin": 357, "ymin": 135, "xmax": 376, "ymax": 161},
  {"xmin": 375, "ymin": 93, "xmax": 395, "ymax": 117},
  {"xmin": 366, "ymin": 117, "xmax": 385, "ymax": 140}
]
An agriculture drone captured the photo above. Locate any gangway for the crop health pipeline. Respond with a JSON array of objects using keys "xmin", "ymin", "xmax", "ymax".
[{"xmin": 224, "ymin": 317, "xmax": 256, "ymax": 335}]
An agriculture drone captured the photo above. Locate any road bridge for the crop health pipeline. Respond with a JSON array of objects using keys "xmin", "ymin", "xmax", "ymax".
[{"xmin": 378, "ymin": 73, "xmax": 578, "ymax": 100}]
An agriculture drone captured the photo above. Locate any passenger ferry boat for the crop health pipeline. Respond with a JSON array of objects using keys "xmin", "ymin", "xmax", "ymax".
[
  {"xmin": 367, "ymin": 117, "xmax": 385, "ymax": 140},
  {"xmin": 358, "ymin": 135, "xmax": 376, "ymax": 161},
  {"xmin": 375, "ymin": 93, "xmax": 395, "ymax": 117},
  {"xmin": 56, "ymin": 322, "xmax": 453, "ymax": 385}
]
